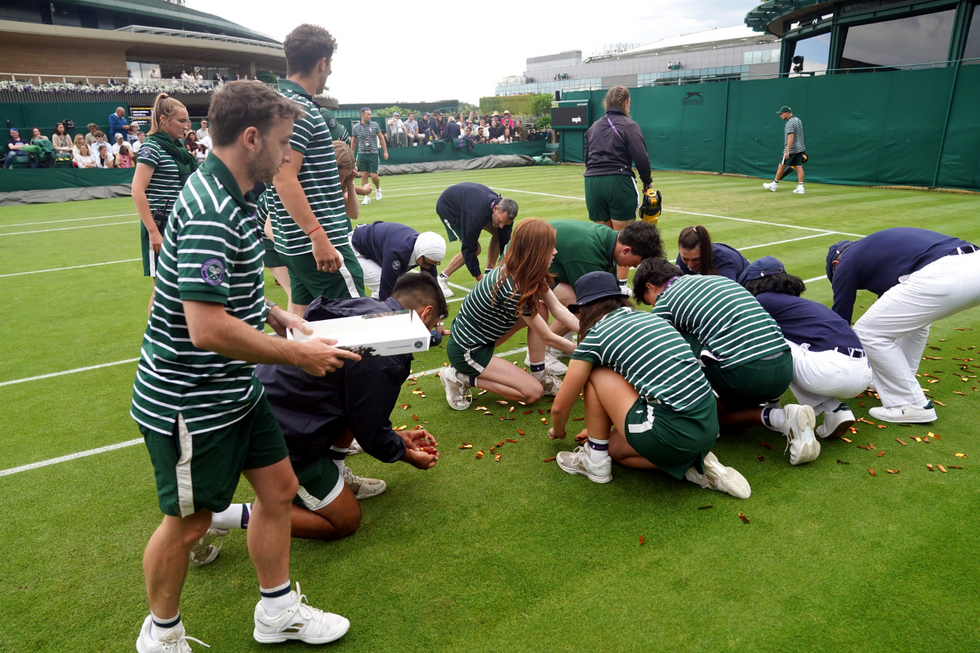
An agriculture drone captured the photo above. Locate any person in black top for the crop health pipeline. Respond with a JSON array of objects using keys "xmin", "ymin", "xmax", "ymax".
[
  {"xmin": 205, "ymin": 273, "xmax": 447, "ymax": 542},
  {"xmin": 434, "ymin": 182, "xmax": 518, "ymax": 297},
  {"xmin": 675, "ymin": 225, "xmax": 750, "ymax": 282},
  {"xmin": 584, "ymin": 86, "xmax": 653, "ymax": 294}
]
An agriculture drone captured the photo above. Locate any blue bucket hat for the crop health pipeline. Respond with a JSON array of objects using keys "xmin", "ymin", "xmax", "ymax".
[
  {"xmin": 569, "ymin": 271, "xmax": 622, "ymax": 313},
  {"xmin": 737, "ymin": 256, "xmax": 785, "ymax": 285},
  {"xmin": 826, "ymin": 241, "xmax": 854, "ymax": 281}
]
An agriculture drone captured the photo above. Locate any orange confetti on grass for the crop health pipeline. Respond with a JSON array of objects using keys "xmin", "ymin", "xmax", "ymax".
[
  {"xmin": 517, "ymin": 430, "xmax": 526, "ymax": 435},
  {"xmin": 955, "ymin": 453, "xmax": 967, "ymax": 458},
  {"xmin": 760, "ymin": 442, "xmax": 773, "ymax": 450},
  {"xmin": 738, "ymin": 513, "xmax": 750, "ymax": 524},
  {"xmin": 886, "ymin": 470, "xmax": 900, "ymax": 474},
  {"xmin": 938, "ymin": 464, "xmax": 948, "ymax": 473},
  {"xmin": 542, "ymin": 457, "xmax": 556, "ymax": 462},
  {"xmin": 476, "ymin": 451, "xmax": 484, "ymax": 459},
  {"xmin": 927, "ymin": 464, "xmax": 935, "ymax": 471},
  {"xmin": 896, "ymin": 439, "xmax": 907, "ymax": 445},
  {"xmin": 841, "ymin": 437, "xmax": 853, "ymax": 443},
  {"xmin": 877, "ymin": 451, "xmax": 886, "ymax": 457},
  {"xmin": 868, "ymin": 468, "xmax": 877, "ymax": 476},
  {"xmin": 639, "ymin": 535, "xmax": 645, "ymax": 545}
]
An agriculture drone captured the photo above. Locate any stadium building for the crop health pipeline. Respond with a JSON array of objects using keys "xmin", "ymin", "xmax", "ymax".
[{"xmin": 0, "ymin": 0, "xmax": 285, "ymax": 84}]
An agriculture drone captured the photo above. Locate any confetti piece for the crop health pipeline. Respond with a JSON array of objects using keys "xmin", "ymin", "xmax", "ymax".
[
  {"xmin": 497, "ymin": 400, "xmax": 508, "ymax": 405},
  {"xmin": 399, "ymin": 403, "xmax": 410, "ymax": 409},
  {"xmin": 877, "ymin": 451, "xmax": 886, "ymax": 457},
  {"xmin": 924, "ymin": 437, "xmax": 931, "ymax": 443},
  {"xmin": 954, "ymin": 391, "xmax": 967, "ymax": 396},
  {"xmin": 857, "ymin": 445, "xmax": 871, "ymax": 450},
  {"xmin": 938, "ymin": 464, "xmax": 948, "ymax": 473},
  {"xmin": 495, "ymin": 454, "xmax": 501, "ymax": 462},
  {"xmin": 572, "ymin": 417, "xmax": 585, "ymax": 421},
  {"xmin": 475, "ymin": 406, "xmax": 486, "ymax": 411},
  {"xmin": 927, "ymin": 431, "xmax": 938, "ymax": 438},
  {"xmin": 538, "ymin": 409, "xmax": 545, "ymax": 415},
  {"xmin": 868, "ymin": 468, "xmax": 877, "ymax": 476},
  {"xmin": 518, "ymin": 401, "xmax": 526, "ymax": 405},
  {"xmin": 395, "ymin": 424, "xmax": 407, "ymax": 431},
  {"xmin": 738, "ymin": 513, "xmax": 750, "ymax": 524},
  {"xmin": 837, "ymin": 459, "xmax": 850, "ymax": 464},
  {"xmin": 935, "ymin": 401, "xmax": 946, "ymax": 407},
  {"xmin": 517, "ymin": 429, "xmax": 526, "ymax": 436},
  {"xmin": 896, "ymin": 439, "xmax": 907, "ymax": 445},
  {"xmin": 413, "ymin": 389, "xmax": 425, "ymax": 394},
  {"xmin": 510, "ymin": 407, "xmax": 515, "ymax": 413},
  {"xmin": 849, "ymin": 426, "xmax": 858, "ymax": 433},
  {"xmin": 476, "ymin": 451, "xmax": 484, "ymax": 459},
  {"xmin": 860, "ymin": 402, "xmax": 865, "ymax": 407},
  {"xmin": 887, "ymin": 470, "xmax": 900, "ymax": 474},
  {"xmin": 760, "ymin": 442, "xmax": 773, "ymax": 450},
  {"xmin": 506, "ymin": 439, "xmax": 518, "ymax": 443},
  {"xmin": 758, "ymin": 455, "xmax": 765, "ymax": 461},
  {"xmin": 913, "ymin": 436, "xmax": 922, "ymax": 442},
  {"xmin": 928, "ymin": 345, "xmax": 942, "ymax": 351},
  {"xmin": 413, "ymin": 414, "xmax": 418, "ymax": 420},
  {"xmin": 877, "ymin": 424, "xmax": 887, "ymax": 429},
  {"xmin": 928, "ymin": 379, "xmax": 940, "ymax": 384},
  {"xmin": 949, "ymin": 465, "xmax": 964, "ymax": 469},
  {"xmin": 543, "ymin": 457, "xmax": 556, "ymax": 462},
  {"xmin": 639, "ymin": 535, "xmax": 645, "ymax": 545},
  {"xmin": 497, "ymin": 441, "xmax": 505, "ymax": 447},
  {"xmin": 459, "ymin": 444, "xmax": 472, "ymax": 450},
  {"xmin": 461, "ymin": 441, "xmax": 471, "ymax": 445},
  {"xmin": 841, "ymin": 437, "xmax": 853, "ymax": 443},
  {"xmin": 869, "ymin": 443, "xmax": 876, "ymax": 449},
  {"xmin": 523, "ymin": 410, "xmax": 533, "ymax": 415},
  {"xmin": 956, "ymin": 328, "xmax": 973, "ymax": 331},
  {"xmin": 478, "ymin": 389, "xmax": 488, "ymax": 396},
  {"xmin": 698, "ymin": 505, "xmax": 714, "ymax": 510},
  {"xmin": 541, "ymin": 418, "xmax": 549, "ymax": 425},
  {"xmin": 927, "ymin": 464, "xmax": 934, "ymax": 471},
  {"xmin": 499, "ymin": 417, "xmax": 515, "ymax": 421},
  {"xmin": 955, "ymin": 453, "xmax": 967, "ymax": 458},
  {"xmin": 489, "ymin": 447, "xmax": 495, "ymax": 454}
]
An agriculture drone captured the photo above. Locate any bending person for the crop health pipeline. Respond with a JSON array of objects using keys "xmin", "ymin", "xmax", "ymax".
[
  {"xmin": 547, "ymin": 271, "xmax": 750, "ymax": 498},
  {"xmin": 675, "ymin": 225, "xmax": 750, "ymax": 282},
  {"xmin": 740, "ymin": 257, "xmax": 871, "ymax": 438},
  {"xmin": 634, "ymin": 258, "xmax": 820, "ymax": 466},
  {"xmin": 442, "ymin": 219, "xmax": 579, "ymax": 408},
  {"xmin": 350, "ymin": 221, "xmax": 447, "ymax": 300}
]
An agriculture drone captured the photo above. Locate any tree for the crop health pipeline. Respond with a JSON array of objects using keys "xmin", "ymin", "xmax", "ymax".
[{"xmin": 529, "ymin": 93, "xmax": 553, "ymax": 117}]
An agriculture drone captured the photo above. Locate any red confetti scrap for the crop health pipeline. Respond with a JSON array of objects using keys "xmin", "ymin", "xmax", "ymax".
[
  {"xmin": 758, "ymin": 455, "xmax": 765, "ymax": 461},
  {"xmin": 877, "ymin": 451, "xmax": 886, "ymax": 457},
  {"xmin": 639, "ymin": 535, "xmax": 645, "ymax": 545},
  {"xmin": 476, "ymin": 451, "xmax": 484, "ymax": 459},
  {"xmin": 523, "ymin": 410, "xmax": 533, "ymax": 415},
  {"xmin": 572, "ymin": 417, "xmax": 585, "ymax": 421},
  {"xmin": 868, "ymin": 468, "xmax": 877, "ymax": 476},
  {"xmin": 538, "ymin": 409, "xmax": 545, "ymax": 415},
  {"xmin": 841, "ymin": 437, "xmax": 853, "ymax": 443},
  {"xmin": 857, "ymin": 445, "xmax": 871, "ymax": 450},
  {"xmin": 506, "ymin": 439, "xmax": 518, "ymax": 443},
  {"xmin": 760, "ymin": 442, "xmax": 773, "ymax": 450},
  {"xmin": 517, "ymin": 429, "xmax": 526, "ymax": 435},
  {"xmin": 938, "ymin": 464, "xmax": 948, "ymax": 473},
  {"xmin": 738, "ymin": 513, "xmax": 750, "ymax": 524},
  {"xmin": 543, "ymin": 457, "xmax": 556, "ymax": 462},
  {"xmin": 837, "ymin": 459, "xmax": 850, "ymax": 464},
  {"xmin": 949, "ymin": 466, "xmax": 964, "ymax": 469},
  {"xmin": 896, "ymin": 439, "xmax": 907, "ymax": 445},
  {"xmin": 927, "ymin": 464, "xmax": 935, "ymax": 471}
]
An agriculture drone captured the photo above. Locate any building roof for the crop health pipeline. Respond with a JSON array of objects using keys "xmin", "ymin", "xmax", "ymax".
[
  {"xmin": 745, "ymin": 1, "xmax": 836, "ymax": 37},
  {"xmin": 618, "ymin": 25, "xmax": 774, "ymax": 57}
]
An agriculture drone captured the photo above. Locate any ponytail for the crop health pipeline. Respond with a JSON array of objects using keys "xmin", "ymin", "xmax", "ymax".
[
  {"xmin": 148, "ymin": 93, "xmax": 186, "ymax": 135},
  {"xmin": 677, "ymin": 225, "xmax": 716, "ymax": 275}
]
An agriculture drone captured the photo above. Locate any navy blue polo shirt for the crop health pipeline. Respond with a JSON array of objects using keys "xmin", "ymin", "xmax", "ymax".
[
  {"xmin": 350, "ymin": 221, "xmax": 437, "ymax": 300},
  {"xmin": 756, "ymin": 292, "xmax": 862, "ymax": 353},
  {"xmin": 676, "ymin": 242, "xmax": 750, "ymax": 282}
]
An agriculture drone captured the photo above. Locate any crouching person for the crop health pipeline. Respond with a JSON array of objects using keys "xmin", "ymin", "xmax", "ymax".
[{"xmin": 547, "ymin": 272, "xmax": 750, "ymax": 498}]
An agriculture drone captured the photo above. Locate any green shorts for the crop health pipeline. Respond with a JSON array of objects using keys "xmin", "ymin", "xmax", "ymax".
[
  {"xmin": 140, "ymin": 222, "xmax": 158, "ymax": 277},
  {"xmin": 447, "ymin": 336, "xmax": 495, "ymax": 377},
  {"xmin": 281, "ymin": 243, "xmax": 365, "ymax": 305},
  {"xmin": 439, "ymin": 217, "xmax": 461, "ymax": 243},
  {"xmin": 624, "ymin": 393, "xmax": 718, "ymax": 479},
  {"xmin": 262, "ymin": 236, "xmax": 283, "ymax": 268},
  {"xmin": 357, "ymin": 153, "xmax": 379, "ymax": 174},
  {"xmin": 292, "ymin": 454, "xmax": 345, "ymax": 511},
  {"xmin": 782, "ymin": 151, "xmax": 805, "ymax": 167},
  {"xmin": 141, "ymin": 395, "xmax": 289, "ymax": 517},
  {"xmin": 584, "ymin": 174, "xmax": 640, "ymax": 224},
  {"xmin": 701, "ymin": 348, "xmax": 793, "ymax": 411}
]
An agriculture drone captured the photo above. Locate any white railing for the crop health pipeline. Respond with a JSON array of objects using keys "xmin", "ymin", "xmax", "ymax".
[{"xmin": 114, "ymin": 25, "xmax": 282, "ymax": 51}]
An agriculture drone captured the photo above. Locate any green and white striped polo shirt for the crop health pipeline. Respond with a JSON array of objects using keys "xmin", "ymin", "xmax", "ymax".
[
  {"xmin": 451, "ymin": 266, "xmax": 527, "ymax": 347},
  {"xmin": 131, "ymin": 154, "xmax": 269, "ymax": 436},
  {"xmin": 573, "ymin": 307, "xmax": 713, "ymax": 410},
  {"xmin": 351, "ymin": 120, "xmax": 381, "ymax": 155},
  {"xmin": 268, "ymin": 79, "xmax": 350, "ymax": 256},
  {"xmin": 785, "ymin": 116, "xmax": 805, "ymax": 154},
  {"xmin": 136, "ymin": 139, "xmax": 183, "ymax": 212},
  {"xmin": 651, "ymin": 275, "xmax": 788, "ymax": 369}
]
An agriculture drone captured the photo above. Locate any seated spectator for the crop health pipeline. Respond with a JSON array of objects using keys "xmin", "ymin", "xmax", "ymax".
[
  {"xmin": 463, "ymin": 126, "xmax": 475, "ymax": 144},
  {"xmin": 132, "ymin": 131, "xmax": 146, "ymax": 153},
  {"xmin": 488, "ymin": 117, "xmax": 504, "ymax": 141},
  {"xmin": 30, "ymin": 127, "xmax": 48, "ymax": 142},
  {"xmin": 404, "ymin": 111, "xmax": 424, "ymax": 146},
  {"xmin": 194, "ymin": 143, "xmax": 208, "ymax": 163},
  {"xmin": 184, "ymin": 131, "xmax": 200, "ymax": 154},
  {"xmin": 74, "ymin": 143, "xmax": 96, "ymax": 168},
  {"xmin": 513, "ymin": 119, "xmax": 525, "ymax": 141},
  {"xmin": 52, "ymin": 123, "xmax": 72, "ymax": 154},
  {"xmin": 116, "ymin": 143, "xmax": 135, "ymax": 168},
  {"xmin": 94, "ymin": 143, "xmax": 114, "ymax": 168},
  {"xmin": 112, "ymin": 133, "xmax": 125, "ymax": 156},
  {"xmin": 3, "ymin": 128, "xmax": 29, "ymax": 168},
  {"xmin": 433, "ymin": 111, "xmax": 445, "ymax": 138},
  {"xmin": 387, "ymin": 112, "xmax": 408, "ymax": 147},
  {"xmin": 127, "ymin": 123, "xmax": 140, "ymax": 145},
  {"xmin": 443, "ymin": 115, "xmax": 461, "ymax": 141},
  {"xmin": 196, "ymin": 119, "xmax": 209, "ymax": 142},
  {"xmin": 84, "ymin": 123, "xmax": 100, "ymax": 145},
  {"xmin": 72, "ymin": 134, "xmax": 87, "ymax": 157},
  {"xmin": 501, "ymin": 110, "xmax": 515, "ymax": 131},
  {"xmin": 109, "ymin": 107, "xmax": 129, "ymax": 137},
  {"xmin": 92, "ymin": 131, "xmax": 108, "ymax": 153},
  {"xmin": 498, "ymin": 127, "xmax": 513, "ymax": 144},
  {"xmin": 475, "ymin": 126, "xmax": 489, "ymax": 144}
]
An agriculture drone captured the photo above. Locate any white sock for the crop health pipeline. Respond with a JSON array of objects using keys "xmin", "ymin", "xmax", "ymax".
[
  {"xmin": 149, "ymin": 611, "xmax": 181, "ymax": 639},
  {"xmin": 586, "ymin": 437, "xmax": 609, "ymax": 462},
  {"xmin": 330, "ymin": 445, "xmax": 349, "ymax": 470},
  {"xmin": 211, "ymin": 503, "xmax": 251, "ymax": 530},
  {"xmin": 763, "ymin": 407, "xmax": 786, "ymax": 432},
  {"xmin": 529, "ymin": 360, "xmax": 546, "ymax": 380},
  {"xmin": 259, "ymin": 581, "xmax": 293, "ymax": 616}
]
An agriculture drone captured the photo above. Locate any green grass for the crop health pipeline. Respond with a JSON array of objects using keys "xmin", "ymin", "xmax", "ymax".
[{"xmin": 1, "ymin": 166, "xmax": 979, "ymax": 652}]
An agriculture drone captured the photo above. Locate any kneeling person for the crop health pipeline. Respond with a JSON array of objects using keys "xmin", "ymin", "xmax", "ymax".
[{"xmin": 350, "ymin": 220, "xmax": 447, "ymax": 300}]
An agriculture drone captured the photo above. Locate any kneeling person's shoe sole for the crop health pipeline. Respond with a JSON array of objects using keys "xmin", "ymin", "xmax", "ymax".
[
  {"xmin": 254, "ymin": 582, "xmax": 350, "ymax": 645},
  {"xmin": 781, "ymin": 404, "xmax": 820, "ymax": 465}
]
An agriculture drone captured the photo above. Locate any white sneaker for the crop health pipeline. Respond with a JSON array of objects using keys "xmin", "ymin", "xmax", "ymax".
[
  {"xmin": 780, "ymin": 404, "xmax": 820, "ymax": 465},
  {"xmin": 546, "ymin": 333, "xmax": 576, "ymax": 359},
  {"xmin": 793, "ymin": 185, "xmax": 805, "ymax": 194},
  {"xmin": 815, "ymin": 402, "xmax": 855, "ymax": 439},
  {"xmin": 525, "ymin": 352, "xmax": 567, "ymax": 376},
  {"xmin": 869, "ymin": 402, "xmax": 936, "ymax": 424},
  {"xmin": 437, "ymin": 275, "xmax": 454, "ymax": 298},
  {"xmin": 684, "ymin": 451, "xmax": 751, "ymax": 499},
  {"xmin": 253, "ymin": 582, "xmax": 350, "ymax": 645},
  {"xmin": 763, "ymin": 182, "xmax": 778, "ymax": 192},
  {"xmin": 441, "ymin": 366, "xmax": 472, "ymax": 410},
  {"xmin": 375, "ymin": 189, "xmax": 382, "ymax": 200},
  {"xmin": 361, "ymin": 196, "xmax": 371, "ymax": 205},
  {"xmin": 619, "ymin": 283, "xmax": 633, "ymax": 297},
  {"xmin": 188, "ymin": 527, "xmax": 228, "ymax": 567},
  {"xmin": 538, "ymin": 373, "xmax": 563, "ymax": 396},
  {"xmin": 347, "ymin": 439, "xmax": 363, "ymax": 455},
  {"xmin": 136, "ymin": 616, "xmax": 208, "ymax": 653},
  {"xmin": 342, "ymin": 465, "xmax": 386, "ymax": 500},
  {"xmin": 556, "ymin": 446, "xmax": 612, "ymax": 483}
]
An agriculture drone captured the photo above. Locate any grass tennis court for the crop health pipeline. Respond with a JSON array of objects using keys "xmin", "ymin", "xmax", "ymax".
[{"xmin": 1, "ymin": 165, "xmax": 979, "ymax": 652}]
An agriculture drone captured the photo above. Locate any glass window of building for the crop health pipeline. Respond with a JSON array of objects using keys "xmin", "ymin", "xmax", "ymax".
[
  {"xmin": 840, "ymin": 10, "xmax": 956, "ymax": 70},
  {"xmin": 793, "ymin": 33, "xmax": 831, "ymax": 74},
  {"xmin": 964, "ymin": 5, "xmax": 980, "ymax": 64}
]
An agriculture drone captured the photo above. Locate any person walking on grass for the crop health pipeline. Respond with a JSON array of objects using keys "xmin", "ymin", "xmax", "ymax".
[
  {"xmin": 441, "ymin": 219, "xmax": 580, "ymax": 408},
  {"xmin": 763, "ymin": 106, "xmax": 806, "ymax": 194},
  {"xmin": 131, "ymin": 81, "xmax": 359, "ymax": 652},
  {"xmin": 583, "ymin": 85, "xmax": 653, "ymax": 295},
  {"xmin": 350, "ymin": 107, "xmax": 387, "ymax": 205},
  {"xmin": 633, "ymin": 258, "xmax": 821, "ymax": 466},
  {"xmin": 547, "ymin": 271, "xmax": 750, "ymax": 498}
]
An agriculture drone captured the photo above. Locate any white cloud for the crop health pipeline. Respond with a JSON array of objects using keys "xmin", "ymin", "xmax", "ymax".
[{"xmin": 187, "ymin": 0, "xmax": 761, "ymax": 104}]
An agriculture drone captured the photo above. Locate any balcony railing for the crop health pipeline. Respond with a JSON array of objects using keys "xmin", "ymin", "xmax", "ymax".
[{"xmin": 113, "ymin": 25, "xmax": 282, "ymax": 51}]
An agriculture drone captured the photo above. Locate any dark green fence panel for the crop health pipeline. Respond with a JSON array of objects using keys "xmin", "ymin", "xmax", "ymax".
[
  {"xmin": 937, "ymin": 64, "xmax": 980, "ymax": 190},
  {"xmin": 630, "ymin": 84, "xmax": 728, "ymax": 173}
]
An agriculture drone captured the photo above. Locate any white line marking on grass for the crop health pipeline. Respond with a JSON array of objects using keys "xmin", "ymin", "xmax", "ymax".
[
  {"xmin": 373, "ymin": 191, "xmax": 443, "ymax": 200},
  {"xmin": 448, "ymin": 282, "xmax": 472, "ymax": 292},
  {"xmin": 0, "ymin": 212, "xmax": 138, "ymax": 228},
  {"xmin": 0, "ymin": 358, "xmax": 139, "ymax": 388},
  {"xmin": 739, "ymin": 233, "xmax": 834, "ymax": 251},
  {"xmin": 0, "ymin": 221, "xmax": 135, "ymax": 237},
  {"xmin": 409, "ymin": 346, "xmax": 528, "ymax": 379},
  {"xmin": 0, "ymin": 258, "xmax": 141, "ymax": 278},
  {"xmin": 0, "ymin": 439, "xmax": 144, "ymax": 478},
  {"xmin": 804, "ymin": 275, "xmax": 827, "ymax": 283}
]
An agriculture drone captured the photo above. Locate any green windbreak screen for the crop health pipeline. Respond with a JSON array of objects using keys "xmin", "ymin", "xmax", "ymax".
[{"xmin": 937, "ymin": 64, "xmax": 980, "ymax": 190}]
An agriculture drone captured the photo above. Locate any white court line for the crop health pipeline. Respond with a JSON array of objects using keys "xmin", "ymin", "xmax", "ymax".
[
  {"xmin": 0, "ymin": 439, "xmax": 144, "ymax": 478},
  {"xmin": 0, "ymin": 212, "xmax": 138, "ymax": 228},
  {"xmin": 447, "ymin": 281, "xmax": 472, "ymax": 292},
  {"xmin": 739, "ymin": 233, "xmax": 834, "ymax": 251},
  {"xmin": 373, "ymin": 191, "xmax": 443, "ymax": 200},
  {"xmin": 804, "ymin": 275, "xmax": 827, "ymax": 284},
  {"xmin": 0, "ymin": 258, "xmax": 140, "ymax": 278},
  {"xmin": 490, "ymin": 186, "xmax": 868, "ymax": 239},
  {"xmin": 0, "ymin": 347, "xmax": 532, "ymax": 477},
  {"xmin": 0, "ymin": 220, "xmax": 135, "ymax": 237},
  {"xmin": 0, "ymin": 358, "xmax": 139, "ymax": 388}
]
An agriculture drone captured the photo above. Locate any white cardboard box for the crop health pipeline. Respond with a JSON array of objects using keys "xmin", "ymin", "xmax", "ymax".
[{"xmin": 286, "ymin": 309, "xmax": 430, "ymax": 357}]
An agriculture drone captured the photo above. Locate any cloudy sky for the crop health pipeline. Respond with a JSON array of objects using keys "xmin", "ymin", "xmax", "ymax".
[{"xmin": 188, "ymin": 0, "xmax": 762, "ymax": 104}]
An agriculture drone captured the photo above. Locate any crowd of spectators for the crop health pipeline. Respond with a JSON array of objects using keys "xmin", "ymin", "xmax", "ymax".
[{"xmin": 382, "ymin": 108, "xmax": 544, "ymax": 149}]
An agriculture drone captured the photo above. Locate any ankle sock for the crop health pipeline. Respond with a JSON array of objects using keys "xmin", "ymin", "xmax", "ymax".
[
  {"xmin": 438, "ymin": 272, "xmax": 449, "ymax": 279},
  {"xmin": 467, "ymin": 375, "xmax": 478, "ymax": 388},
  {"xmin": 329, "ymin": 445, "xmax": 349, "ymax": 470},
  {"xmin": 762, "ymin": 407, "xmax": 785, "ymax": 432},
  {"xmin": 211, "ymin": 503, "xmax": 251, "ymax": 530},
  {"xmin": 529, "ymin": 361, "xmax": 545, "ymax": 380},
  {"xmin": 150, "ymin": 611, "xmax": 181, "ymax": 639},
  {"xmin": 586, "ymin": 437, "xmax": 609, "ymax": 462},
  {"xmin": 260, "ymin": 581, "xmax": 293, "ymax": 616}
]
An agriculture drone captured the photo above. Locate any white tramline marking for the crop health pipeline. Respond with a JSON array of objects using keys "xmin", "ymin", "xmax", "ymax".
[
  {"xmin": 0, "ymin": 212, "xmax": 138, "ymax": 228},
  {"xmin": 739, "ymin": 233, "xmax": 834, "ymax": 251},
  {"xmin": 447, "ymin": 281, "xmax": 472, "ymax": 292},
  {"xmin": 0, "ymin": 358, "xmax": 139, "ymax": 388},
  {"xmin": 804, "ymin": 275, "xmax": 827, "ymax": 284},
  {"xmin": 0, "ymin": 220, "xmax": 136, "ymax": 237},
  {"xmin": 0, "ymin": 439, "xmax": 144, "ymax": 477},
  {"xmin": 0, "ymin": 258, "xmax": 141, "ymax": 278}
]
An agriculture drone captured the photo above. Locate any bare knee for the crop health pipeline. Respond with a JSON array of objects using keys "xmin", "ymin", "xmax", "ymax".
[
  {"xmin": 175, "ymin": 512, "xmax": 212, "ymax": 547},
  {"xmin": 524, "ymin": 381, "xmax": 544, "ymax": 404}
]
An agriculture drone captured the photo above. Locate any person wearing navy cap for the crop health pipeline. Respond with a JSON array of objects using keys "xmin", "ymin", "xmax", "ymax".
[
  {"xmin": 739, "ymin": 256, "xmax": 872, "ymax": 439},
  {"xmin": 827, "ymin": 227, "xmax": 980, "ymax": 423},
  {"xmin": 546, "ymin": 271, "xmax": 750, "ymax": 497},
  {"xmin": 675, "ymin": 225, "xmax": 750, "ymax": 282}
]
